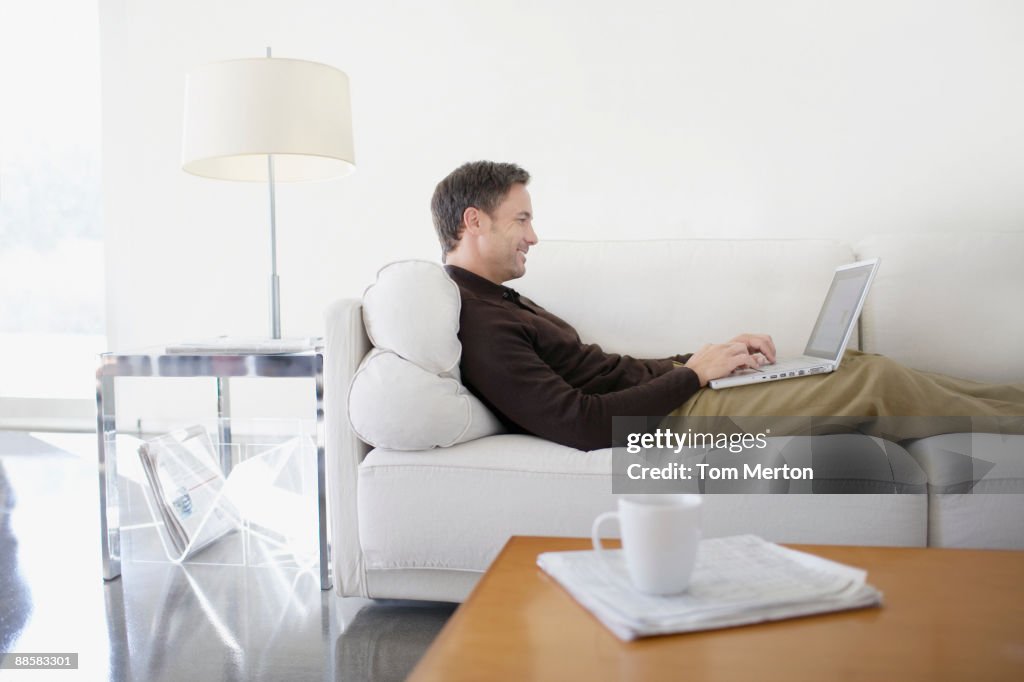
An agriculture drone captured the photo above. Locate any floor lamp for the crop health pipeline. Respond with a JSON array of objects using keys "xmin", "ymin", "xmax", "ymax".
[{"xmin": 181, "ymin": 48, "xmax": 355, "ymax": 340}]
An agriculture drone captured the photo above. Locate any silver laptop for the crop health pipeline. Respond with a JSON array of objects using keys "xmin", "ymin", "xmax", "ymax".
[{"xmin": 709, "ymin": 258, "xmax": 880, "ymax": 390}]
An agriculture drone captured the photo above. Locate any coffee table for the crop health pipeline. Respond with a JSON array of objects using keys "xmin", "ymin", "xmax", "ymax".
[{"xmin": 409, "ymin": 536, "xmax": 1024, "ymax": 681}]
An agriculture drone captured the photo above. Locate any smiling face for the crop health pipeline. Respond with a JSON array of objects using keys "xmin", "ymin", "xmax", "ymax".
[{"xmin": 458, "ymin": 182, "xmax": 538, "ymax": 284}]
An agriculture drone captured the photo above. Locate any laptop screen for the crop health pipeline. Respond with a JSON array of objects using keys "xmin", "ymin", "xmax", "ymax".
[{"xmin": 804, "ymin": 261, "xmax": 877, "ymax": 361}]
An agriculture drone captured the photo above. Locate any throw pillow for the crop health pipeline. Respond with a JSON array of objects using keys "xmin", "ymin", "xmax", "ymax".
[{"xmin": 348, "ymin": 349, "xmax": 504, "ymax": 450}]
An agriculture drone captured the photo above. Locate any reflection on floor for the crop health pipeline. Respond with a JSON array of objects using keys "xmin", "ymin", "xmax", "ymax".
[{"xmin": 0, "ymin": 431, "xmax": 456, "ymax": 681}]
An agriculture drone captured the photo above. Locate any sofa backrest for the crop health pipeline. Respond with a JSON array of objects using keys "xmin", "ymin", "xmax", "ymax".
[
  {"xmin": 516, "ymin": 234, "xmax": 1023, "ymax": 384},
  {"xmin": 856, "ymin": 232, "xmax": 1024, "ymax": 383},
  {"xmin": 517, "ymin": 239, "xmax": 856, "ymax": 360}
]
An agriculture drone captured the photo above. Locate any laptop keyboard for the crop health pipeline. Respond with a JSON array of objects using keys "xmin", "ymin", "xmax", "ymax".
[
  {"xmin": 762, "ymin": 360, "xmax": 808, "ymax": 370},
  {"xmin": 731, "ymin": 358, "xmax": 826, "ymax": 377}
]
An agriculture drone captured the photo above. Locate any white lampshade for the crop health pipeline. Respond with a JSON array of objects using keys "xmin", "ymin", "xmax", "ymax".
[{"xmin": 182, "ymin": 57, "xmax": 355, "ymax": 182}]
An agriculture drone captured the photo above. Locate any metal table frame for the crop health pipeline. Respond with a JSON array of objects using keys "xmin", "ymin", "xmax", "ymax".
[{"xmin": 96, "ymin": 347, "xmax": 332, "ymax": 590}]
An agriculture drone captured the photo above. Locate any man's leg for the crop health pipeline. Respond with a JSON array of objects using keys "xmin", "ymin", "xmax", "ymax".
[{"xmin": 667, "ymin": 350, "xmax": 1024, "ymax": 439}]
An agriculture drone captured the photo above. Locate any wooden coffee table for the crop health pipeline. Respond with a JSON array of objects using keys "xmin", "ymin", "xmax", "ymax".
[{"xmin": 409, "ymin": 536, "xmax": 1024, "ymax": 681}]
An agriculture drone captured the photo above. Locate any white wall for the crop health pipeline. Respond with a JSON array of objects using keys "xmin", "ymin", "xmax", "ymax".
[{"xmin": 99, "ymin": 0, "xmax": 1024, "ymax": 426}]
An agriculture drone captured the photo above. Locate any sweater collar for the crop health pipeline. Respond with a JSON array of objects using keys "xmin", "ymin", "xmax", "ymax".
[{"xmin": 444, "ymin": 265, "xmax": 521, "ymax": 301}]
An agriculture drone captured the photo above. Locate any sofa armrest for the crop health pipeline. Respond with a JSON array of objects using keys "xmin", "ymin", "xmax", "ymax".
[{"xmin": 324, "ymin": 297, "xmax": 373, "ymax": 597}]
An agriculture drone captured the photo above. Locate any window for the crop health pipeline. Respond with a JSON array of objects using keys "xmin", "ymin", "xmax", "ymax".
[{"xmin": 0, "ymin": 1, "xmax": 104, "ymax": 426}]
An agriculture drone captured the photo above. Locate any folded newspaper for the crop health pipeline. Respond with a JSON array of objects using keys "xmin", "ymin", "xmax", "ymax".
[
  {"xmin": 137, "ymin": 425, "xmax": 238, "ymax": 560},
  {"xmin": 164, "ymin": 336, "xmax": 319, "ymax": 354},
  {"xmin": 537, "ymin": 535, "xmax": 882, "ymax": 641},
  {"xmin": 137, "ymin": 425, "xmax": 316, "ymax": 562}
]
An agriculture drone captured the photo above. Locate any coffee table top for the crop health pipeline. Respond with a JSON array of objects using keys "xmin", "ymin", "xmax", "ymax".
[{"xmin": 409, "ymin": 536, "xmax": 1024, "ymax": 682}]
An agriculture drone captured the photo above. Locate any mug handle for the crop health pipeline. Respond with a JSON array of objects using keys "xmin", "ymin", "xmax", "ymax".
[{"xmin": 591, "ymin": 511, "xmax": 620, "ymax": 559}]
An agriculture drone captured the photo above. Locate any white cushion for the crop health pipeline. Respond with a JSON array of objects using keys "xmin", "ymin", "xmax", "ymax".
[
  {"xmin": 356, "ymin": 434, "xmax": 925, "ymax": 575},
  {"xmin": 348, "ymin": 349, "xmax": 504, "ymax": 450},
  {"xmin": 353, "ymin": 260, "xmax": 505, "ymax": 450},
  {"xmin": 518, "ymin": 239, "xmax": 856, "ymax": 359},
  {"xmin": 857, "ymin": 232, "xmax": 1024, "ymax": 383},
  {"xmin": 361, "ymin": 260, "xmax": 462, "ymax": 376},
  {"xmin": 904, "ymin": 433, "xmax": 1024, "ymax": 549},
  {"xmin": 905, "ymin": 432, "xmax": 1024, "ymax": 495}
]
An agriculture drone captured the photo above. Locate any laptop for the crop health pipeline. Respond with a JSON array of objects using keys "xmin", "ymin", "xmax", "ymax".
[{"xmin": 709, "ymin": 258, "xmax": 880, "ymax": 390}]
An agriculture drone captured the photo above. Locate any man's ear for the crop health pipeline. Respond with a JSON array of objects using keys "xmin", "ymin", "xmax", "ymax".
[{"xmin": 462, "ymin": 206, "xmax": 482, "ymax": 235}]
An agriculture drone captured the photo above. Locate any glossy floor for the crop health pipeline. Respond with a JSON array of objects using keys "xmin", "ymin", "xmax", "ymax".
[{"xmin": 0, "ymin": 431, "xmax": 456, "ymax": 681}]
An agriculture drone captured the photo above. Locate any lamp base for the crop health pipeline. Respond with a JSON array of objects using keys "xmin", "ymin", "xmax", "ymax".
[{"xmin": 270, "ymin": 273, "xmax": 281, "ymax": 339}]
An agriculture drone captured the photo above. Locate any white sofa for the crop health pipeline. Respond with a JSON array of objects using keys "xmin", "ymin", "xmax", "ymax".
[{"xmin": 325, "ymin": 233, "xmax": 1024, "ymax": 602}]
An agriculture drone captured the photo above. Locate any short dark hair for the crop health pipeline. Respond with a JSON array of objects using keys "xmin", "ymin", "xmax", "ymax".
[{"xmin": 431, "ymin": 161, "xmax": 530, "ymax": 261}]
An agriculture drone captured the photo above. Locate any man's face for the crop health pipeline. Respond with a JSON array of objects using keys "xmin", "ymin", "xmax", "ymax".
[{"xmin": 475, "ymin": 183, "xmax": 538, "ymax": 282}]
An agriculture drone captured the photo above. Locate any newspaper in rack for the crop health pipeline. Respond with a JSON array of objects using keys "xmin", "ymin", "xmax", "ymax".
[
  {"xmin": 537, "ymin": 535, "xmax": 882, "ymax": 641},
  {"xmin": 137, "ymin": 426, "xmax": 238, "ymax": 559},
  {"xmin": 137, "ymin": 425, "xmax": 317, "ymax": 562}
]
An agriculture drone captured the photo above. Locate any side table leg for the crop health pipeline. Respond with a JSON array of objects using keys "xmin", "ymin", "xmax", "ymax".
[
  {"xmin": 97, "ymin": 368, "xmax": 121, "ymax": 581},
  {"xmin": 315, "ymin": 354, "xmax": 333, "ymax": 590},
  {"xmin": 217, "ymin": 376, "xmax": 233, "ymax": 474}
]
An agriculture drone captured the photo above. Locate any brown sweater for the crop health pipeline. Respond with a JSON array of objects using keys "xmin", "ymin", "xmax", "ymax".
[{"xmin": 446, "ymin": 265, "xmax": 701, "ymax": 450}]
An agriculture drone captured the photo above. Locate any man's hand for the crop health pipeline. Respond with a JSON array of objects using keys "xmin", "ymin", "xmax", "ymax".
[
  {"xmin": 729, "ymin": 333, "xmax": 777, "ymax": 364},
  {"xmin": 684, "ymin": 342, "xmax": 765, "ymax": 387}
]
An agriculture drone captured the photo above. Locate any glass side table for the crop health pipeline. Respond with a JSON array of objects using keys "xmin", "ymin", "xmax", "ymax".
[{"xmin": 96, "ymin": 345, "xmax": 333, "ymax": 590}]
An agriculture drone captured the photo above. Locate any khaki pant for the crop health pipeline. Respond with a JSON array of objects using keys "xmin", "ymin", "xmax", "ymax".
[{"xmin": 666, "ymin": 350, "xmax": 1024, "ymax": 439}]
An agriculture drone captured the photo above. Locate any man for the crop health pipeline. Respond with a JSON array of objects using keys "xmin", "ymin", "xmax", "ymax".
[{"xmin": 432, "ymin": 161, "xmax": 1024, "ymax": 450}]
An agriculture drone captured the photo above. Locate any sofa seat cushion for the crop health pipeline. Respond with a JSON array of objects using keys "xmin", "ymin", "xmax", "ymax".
[
  {"xmin": 358, "ymin": 435, "xmax": 613, "ymax": 572},
  {"xmin": 696, "ymin": 434, "xmax": 927, "ymax": 494},
  {"xmin": 356, "ymin": 434, "xmax": 926, "ymax": 578},
  {"xmin": 905, "ymin": 433, "xmax": 1024, "ymax": 549}
]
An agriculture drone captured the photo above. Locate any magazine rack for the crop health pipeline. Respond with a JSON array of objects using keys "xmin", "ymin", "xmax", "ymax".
[{"xmin": 127, "ymin": 418, "xmax": 319, "ymax": 569}]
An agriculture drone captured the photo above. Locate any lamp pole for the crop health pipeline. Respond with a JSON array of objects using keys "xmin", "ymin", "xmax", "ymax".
[{"xmin": 266, "ymin": 46, "xmax": 281, "ymax": 339}]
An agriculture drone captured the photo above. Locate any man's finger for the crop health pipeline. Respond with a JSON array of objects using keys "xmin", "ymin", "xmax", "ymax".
[
  {"xmin": 729, "ymin": 353, "xmax": 758, "ymax": 372},
  {"xmin": 748, "ymin": 335, "xmax": 777, "ymax": 362}
]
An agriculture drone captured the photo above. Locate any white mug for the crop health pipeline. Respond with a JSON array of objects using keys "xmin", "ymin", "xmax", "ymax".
[{"xmin": 591, "ymin": 494, "xmax": 702, "ymax": 595}]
